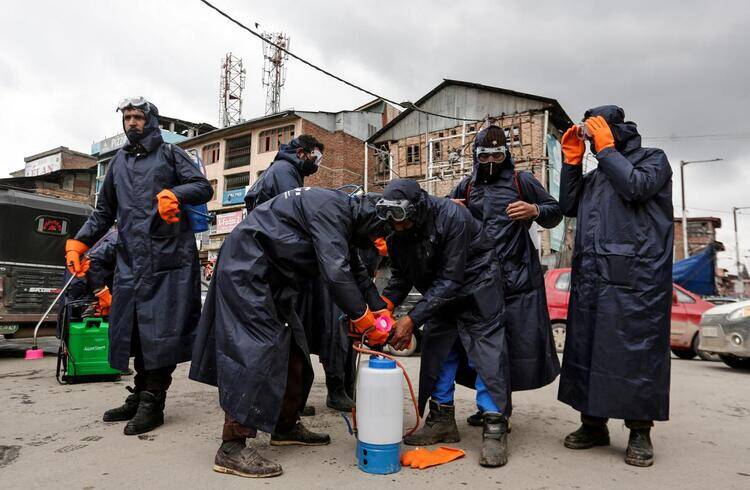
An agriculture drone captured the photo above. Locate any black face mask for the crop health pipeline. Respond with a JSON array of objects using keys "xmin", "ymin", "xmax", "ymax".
[
  {"xmin": 301, "ymin": 157, "xmax": 320, "ymax": 176},
  {"xmin": 477, "ymin": 160, "xmax": 505, "ymax": 182},
  {"xmin": 126, "ymin": 128, "xmax": 145, "ymax": 143}
]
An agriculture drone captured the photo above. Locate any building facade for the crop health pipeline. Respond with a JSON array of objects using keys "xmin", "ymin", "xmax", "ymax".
[
  {"xmin": 177, "ymin": 108, "xmax": 395, "ymax": 258},
  {"xmin": 1, "ymin": 147, "xmax": 98, "ymax": 205},
  {"xmin": 673, "ymin": 216, "xmax": 724, "ymax": 262},
  {"xmin": 367, "ymin": 79, "xmax": 574, "ymax": 264}
]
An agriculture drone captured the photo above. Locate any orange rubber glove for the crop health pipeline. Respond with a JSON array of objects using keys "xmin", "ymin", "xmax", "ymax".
[
  {"xmin": 350, "ymin": 307, "xmax": 389, "ymax": 346},
  {"xmin": 561, "ymin": 126, "xmax": 585, "ymax": 165},
  {"xmin": 65, "ymin": 239, "xmax": 90, "ymax": 277},
  {"xmin": 380, "ymin": 296, "xmax": 395, "ymax": 313},
  {"xmin": 156, "ymin": 189, "xmax": 180, "ymax": 224},
  {"xmin": 401, "ymin": 446, "xmax": 465, "ymax": 469},
  {"xmin": 585, "ymin": 116, "xmax": 615, "ymax": 153},
  {"xmin": 372, "ymin": 237, "xmax": 388, "ymax": 257},
  {"xmin": 94, "ymin": 286, "xmax": 112, "ymax": 317}
]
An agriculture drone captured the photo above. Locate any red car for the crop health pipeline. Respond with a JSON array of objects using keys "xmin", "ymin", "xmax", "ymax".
[{"xmin": 544, "ymin": 268, "xmax": 717, "ymax": 360}]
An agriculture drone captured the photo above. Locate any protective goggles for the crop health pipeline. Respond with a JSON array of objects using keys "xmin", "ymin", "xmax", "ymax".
[
  {"xmin": 116, "ymin": 96, "xmax": 150, "ymax": 113},
  {"xmin": 309, "ymin": 148, "xmax": 323, "ymax": 166},
  {"xmin": 475, "ymin": 146, "xmax": 507, "ymax": 163},
  {"xmin": 375, "ymin": 198, "xmax": 414, "ymax": 222},
  {"xmin": 576, "ymin": 121, "xmax": 591, "ymax": 140}
]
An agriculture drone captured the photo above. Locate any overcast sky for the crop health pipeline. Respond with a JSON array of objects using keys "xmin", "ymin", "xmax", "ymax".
[{"xmin": 2, "ymin": 0, "xmax": 749, "ymax": 270}]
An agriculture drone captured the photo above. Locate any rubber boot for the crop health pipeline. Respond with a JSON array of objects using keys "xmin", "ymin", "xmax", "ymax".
[
  {"xmin": 479, "ymin": 412, "xmax": 508, "ymax": 467},
  {"xmin": 103, "ymin": 388, "xmax": 140, "ymax": 422},
  {"xmin": 625, "ymin": 421, "xmax": 654, "ymax": 467},
  {"xmin": 325, "ymin": 375, "xmax": 355, "ymax": 412},
  {"xmin": 270, "ymin": 420, "xmax": 331, "ymax": 446},
  {"xmin": 213, "ymin": 440, "xmax": 283, "ymax": 478},
  {"xmin": 124, "ymin": 390, "xmax": 165, "ymax": 435},
  {"xmin": 467, "ymin": 410, "xmax": 484, "ymax": 427},
  {"xmin": 403, "ymin": 400, "xmax": 460, "ymax": 446}
]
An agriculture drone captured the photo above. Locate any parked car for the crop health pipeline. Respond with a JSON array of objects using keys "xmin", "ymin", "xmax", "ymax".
[
  {"xmin": 702, "ymin": 296, "xmax": 741, "ymax": 306},
  {"xmin": 544, "ymin": 268, "xmax": 717, "ymax": 360},
  {"xmin": 698, "ymin": 300, "xmax": 750, "ymax": 369}
]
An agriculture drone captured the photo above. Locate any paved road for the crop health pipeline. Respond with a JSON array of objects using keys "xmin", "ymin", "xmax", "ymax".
[{"xmin": 1, "ymin": 339, "xmax": 749, "ymax": 489}]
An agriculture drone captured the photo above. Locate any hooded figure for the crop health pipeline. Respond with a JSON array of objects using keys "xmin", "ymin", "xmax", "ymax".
[
  {"xmin": 380, "ymin": 179, "xmax": 510, "ymax": 467},
  {"xmin": 451, "ymin": 126, "xmax": 562, "ymax": 398},
  {"xmin": 190, "ymin": 187, "xmax": 388, "ymax": 478},
  {"xmin": 69, "ymin": 99, "xmax": 213, "ymax": 435},
  {"xmin": 244, "ymin": 136, "xmax": 323, "ymax": 212},
  {"xmin": 557, "ymin": 105, "xmax": 673, "ymax": 468}
]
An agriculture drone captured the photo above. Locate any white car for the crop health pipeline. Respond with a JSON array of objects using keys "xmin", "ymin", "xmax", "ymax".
[{"xmin": 698, "ymin": 299, "xmax": 750, "ymax": 369}]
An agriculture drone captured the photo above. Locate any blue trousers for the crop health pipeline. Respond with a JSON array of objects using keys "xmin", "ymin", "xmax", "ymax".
[{"xmin": 432, "ymin": 348, "xmax": 501, "ymax": 413}]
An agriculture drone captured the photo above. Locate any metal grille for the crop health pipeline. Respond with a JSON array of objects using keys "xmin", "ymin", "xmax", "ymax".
[{"xmin": 9, "ymin": 267, "xmax": 64, "ymax": 311}]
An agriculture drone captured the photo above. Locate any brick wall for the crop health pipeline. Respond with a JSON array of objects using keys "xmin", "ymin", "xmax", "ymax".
[{"xmin": 301, "ymin": 120, "xmax": 368, "ymax": 191}]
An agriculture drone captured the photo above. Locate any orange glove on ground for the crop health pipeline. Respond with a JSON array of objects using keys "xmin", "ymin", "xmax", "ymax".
[
  {"xmin": 372, "ymin": 237, "xmax": 388, "ymax": 257},
  {"xmin": 65, "ymin": 239, "xmax": 90, "ymax": 277},
  {"xmin": 94, "ymin": 286, "xmax": 112, "ymax": 317},
  {"xmin": 401, "ymin": 446, "xmax": 465, "ymax": 469},
  {"xmin": 157, "ymin": 189, "xmax": 180, "ymax": 224},
  {"xmin": 380, "ymin": 296, "xmax": 395, "ymax": 313},
  {"xmin": 561, "ymin": 126, "xmax": 585, "ymax": 165},
  {"xmin": 585, "ymin": 116, "xmax": 615, "ymax": 153}
]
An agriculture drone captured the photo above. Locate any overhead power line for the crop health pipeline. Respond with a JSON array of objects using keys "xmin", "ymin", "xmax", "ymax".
[{"xmin": 198, "ymin": 0, "xmax": 482, "ymax": 122}]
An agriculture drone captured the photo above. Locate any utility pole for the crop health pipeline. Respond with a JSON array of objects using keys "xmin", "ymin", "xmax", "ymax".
[
  {"xmin": 262, "ymin": 32, "xmax": 290, "ymax": 115},
  {"xmin": 679, "ymin": 158, "xmax": 722, "ymax": 258}
]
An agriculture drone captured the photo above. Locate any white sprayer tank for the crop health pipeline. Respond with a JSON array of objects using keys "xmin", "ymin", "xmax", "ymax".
[{"xmin": 355, "ymin": 355, "xmax": 403, "ymax": 474}]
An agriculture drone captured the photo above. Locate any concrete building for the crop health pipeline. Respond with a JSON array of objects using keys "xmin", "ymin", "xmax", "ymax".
[
  {"xmin": 366, "ymin": 79, "xmax": 574, "ymax": 264},
  {"xmin": 0, "ymin": 147, "xmax": 98, "ymax": 205},
  {"xmin": 177, "ymin": 107, "xmax": 398, "ymax": 258},
  {"xmin": 673, "ymin": 216, "xmax": 724, "ymax": 262}
]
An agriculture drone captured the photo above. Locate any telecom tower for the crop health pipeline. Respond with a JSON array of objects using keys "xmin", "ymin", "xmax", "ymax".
[
  {"xmin": 218, "ymin": 52, "xmax": 246, "ymax": 128},
  {"xmin": 262, "ymin": 32, "xmax": 290, "ymax": 115}
]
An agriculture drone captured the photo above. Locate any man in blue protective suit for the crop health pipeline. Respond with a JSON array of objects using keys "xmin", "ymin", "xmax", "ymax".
[
  {"xmin": 381, "ymin": 178, "xmax": 511, "ymax": 467},
  {"xmin": 65, "ymin": 97, "xmax": 213, "ymax": 436},
  {"xmin": 558, "ymin": 106, "xmax": 673, "ymax": 468},
  {"xmin": 449, "ymin": 125, "xmax": 562, "ymax": 427}
]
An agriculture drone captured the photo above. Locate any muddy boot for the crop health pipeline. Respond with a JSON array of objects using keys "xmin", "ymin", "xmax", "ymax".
[
  {"xmin": 325, "ymin": 375, "xmax": 355, "ymax": 412},
  {"xmin": 213, "ymin": 440, "xmax": 282, "ymax": 478},
  {"xmin": 625, "ymin": 421, "xmax": 654, "ymax": 467},
  {"xmin": 403, "ymin": 400, "xmax": 460, "ymax": 446},
  {"xmin": 467, "ymin": 410, "xmax": 484, "ymax": 427},
  {"xmin": 103, "ymin": 388, "xmax": 140, "ymax": 422},
  {"xmin": 270, "ymin": 420, "xmax": 331, "ymax": 446},
  {"xmin": 300, "ymin": 405, "xmax": 316, "ymax": 417},
  {"xmin": 124, "ymin": 390, "xmax": 165, "ymax": 435},
  {"xmin": 564, "ymin": 415, "xmax": 610, "ymax": 449},
  {"xmin": 479, "ymin": 412, "xmax": 508, "ymax": 467}
]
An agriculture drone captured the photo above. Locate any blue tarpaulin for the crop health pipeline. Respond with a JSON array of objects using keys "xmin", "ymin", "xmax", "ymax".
[{"xmin": 673, "ymin": 243, "xmax": 716, "ymax": 295}]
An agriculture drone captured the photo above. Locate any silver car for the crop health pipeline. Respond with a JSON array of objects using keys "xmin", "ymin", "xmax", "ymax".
[{"xmin": 698, "ymin": 300, "xmax": 750, "ymax": 369}]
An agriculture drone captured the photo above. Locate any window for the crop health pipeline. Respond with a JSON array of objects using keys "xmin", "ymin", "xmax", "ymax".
[
  {"xmin": 224, "ymin": 173, "xmax": 250, "ymax": 190},
  {"xmin": 259, "ymin": 125, "xmax": 295, "ymax": 153},
  {"xmin": 468, "ymin": 125, "xmax": 476, "ymax": 132},
  {"xmin": 438, "ymin": 132, "xmax": 444, "ymax": 138},
  {"xmin": 675, "ymin": 288, "xmax": 696, "ymax": 304},
  {"xmin": 450, "ymin": 129, "xmax": 457, "ymax": 136},
  {"xmin": 209, "ymin": 179, "xmax": 218, "ymax": 200},
  {"xmin": 406, "ymin": 144, "xmax": 421, "ymax": 164},
  {"xmin": 225, "ymin": 135, "xmax": 251, "ymax": 169},
  {"xmin": 431, "ymin": 141, "xmax": 442, "ymax": 160},
  {"xmin": 555, "ymin": 272, "xmax": 571, "ymax": 291},
  {"xmin": 511, "ymin": 126, "xmax": 521, "ymax": 145},
  {"xmin": 202, "ymin": 143, "xmax": 220, "ymax": 164}
]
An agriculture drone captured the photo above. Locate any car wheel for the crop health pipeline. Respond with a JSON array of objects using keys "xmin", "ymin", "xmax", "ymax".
[
  {"xmin": 693, "ymin": 333, "xmax": 720, "ymax": 362},
  {"xmin": 671, "ymin": 348, "xmax": 696, "ymax": 360},
  {"xmin": 719, "ymin": 355, "xmax": 750, "ymax": 370},
  {"xmin": 384, "ymin": 334, "xmax": 418, "ymax": 357},
  {"xmin": 551, "ymin": 323, "xmax": 566, "ymax": 353}
]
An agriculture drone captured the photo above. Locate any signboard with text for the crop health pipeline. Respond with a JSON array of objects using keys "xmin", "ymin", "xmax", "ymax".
[
  {"xmin": 25, "ymin": 152, "xmax": 62, "ymax": 177},
  {"xmin": 215, "ymin": 210, "xmax": 244, "ymax": 235}
]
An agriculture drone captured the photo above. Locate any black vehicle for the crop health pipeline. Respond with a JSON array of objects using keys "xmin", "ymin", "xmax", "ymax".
[{"xmin": 0, "ymin": 189, "xmax": 92, "ymax": 337}]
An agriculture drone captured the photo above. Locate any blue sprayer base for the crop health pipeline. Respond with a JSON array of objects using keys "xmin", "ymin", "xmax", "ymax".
[{"xmin": 357, "ymin": 440, "xmax": 401, "ymax": 475}]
